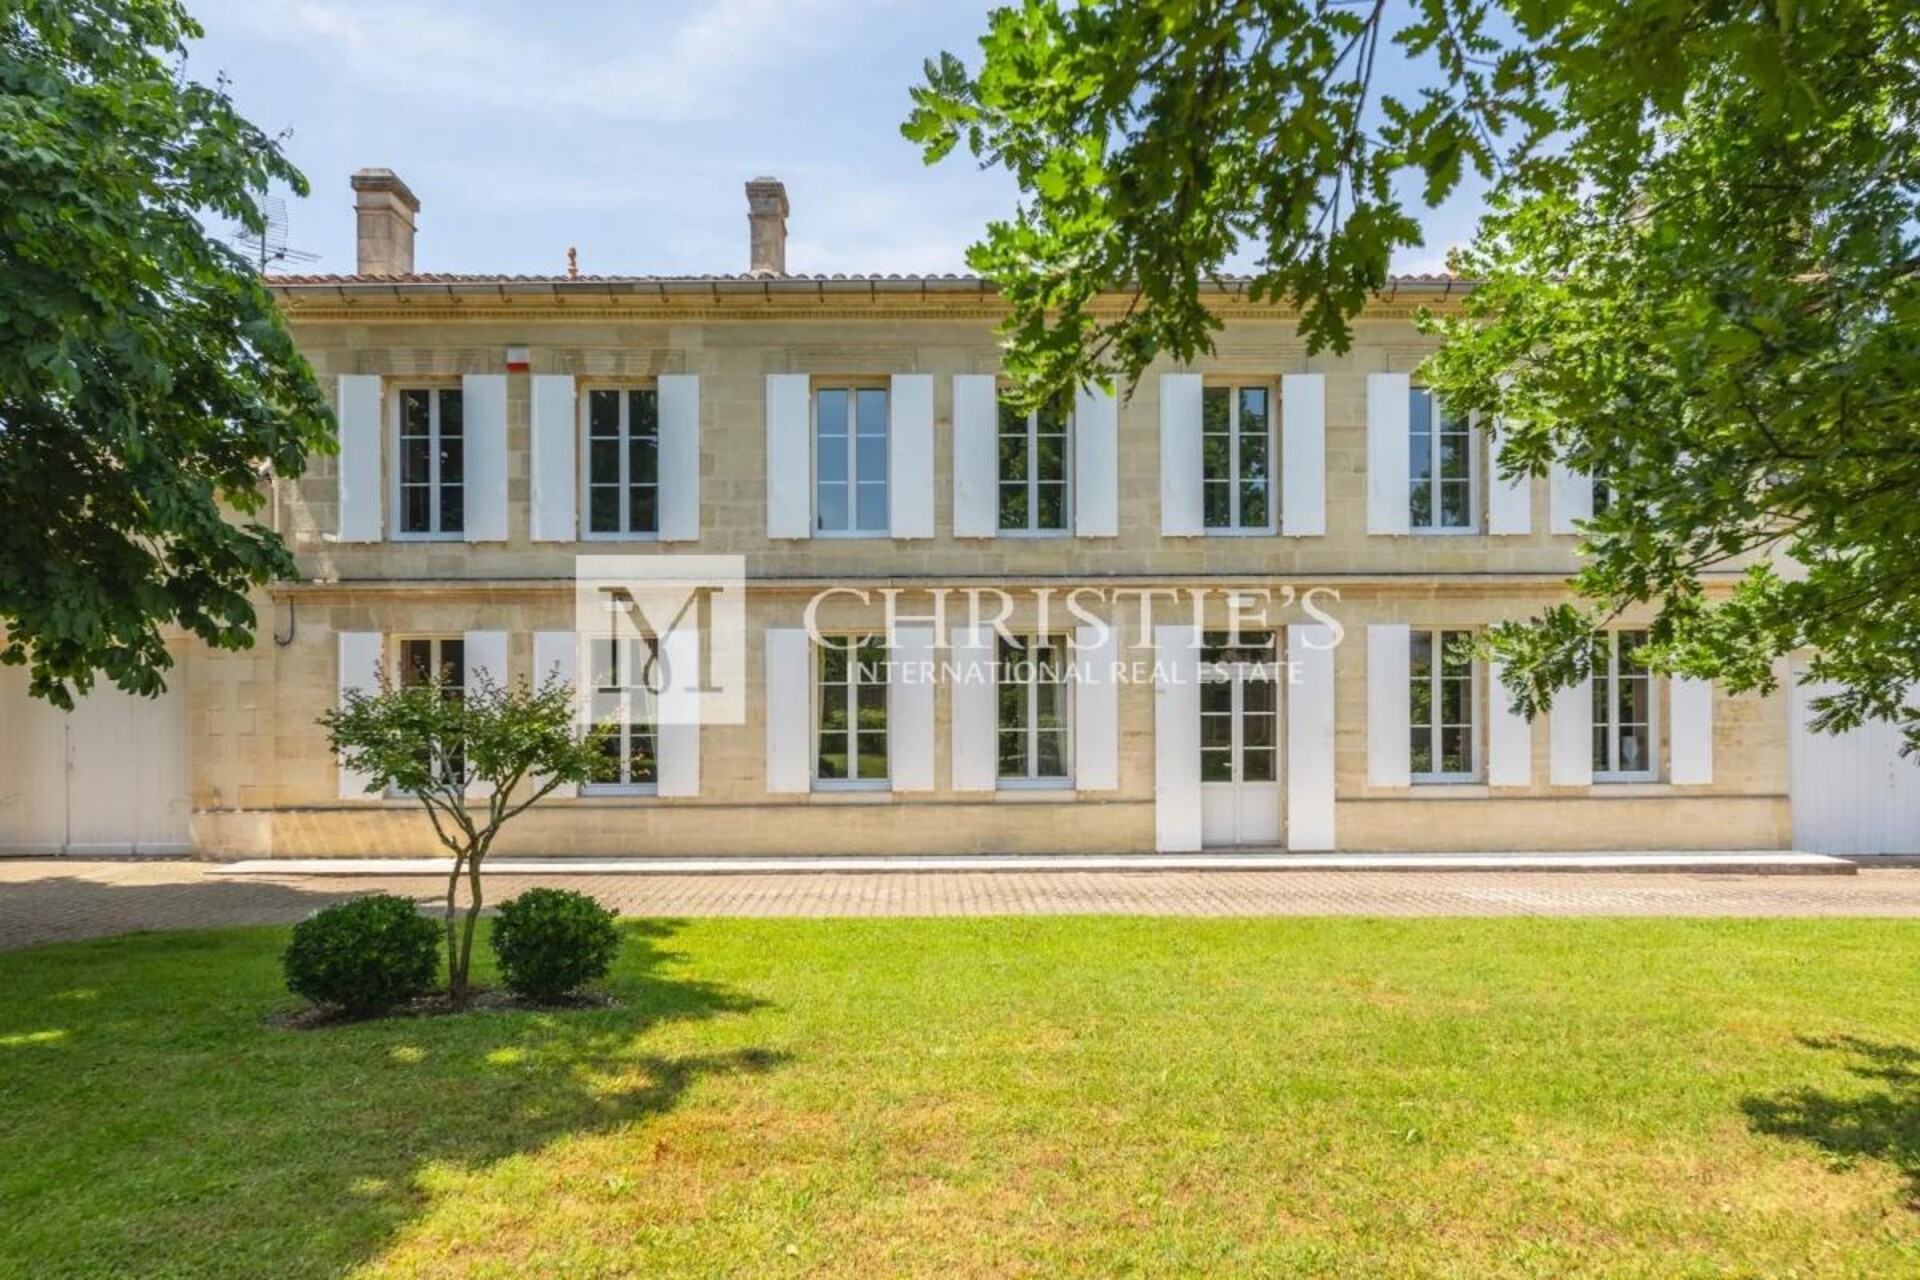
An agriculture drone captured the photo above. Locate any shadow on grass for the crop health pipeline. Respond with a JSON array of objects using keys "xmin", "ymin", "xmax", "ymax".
[
  {"xmin": 1742, "ymin": 1035, "xmax": 1920, "ymax": 1208},
  {"xmin": 0, "ymin": 917, "xmax": 786, "ymax": 1278}
]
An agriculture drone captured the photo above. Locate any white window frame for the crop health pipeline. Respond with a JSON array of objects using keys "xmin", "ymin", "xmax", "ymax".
[
  {"xmin": 579, "ymin": 384, "xmax": 661, "ymax": 541},
  {"xmin": 997, "ymin": 396, "xmax": 1074, "ymax": 537},
  {"xmin": 583, "ymin": 633, "xmax": 660, "ymax": 796},
  {"xmin": 814, "ymin": 634, "xmax": 890, "ymax": 790},
  {"xmin": 1201, "ymin": 383, "xmax": 1277, "ymax": 536},
  {"xmin": 390, "ymin": 385, "xmax": 465, "ymax": 541},
  {"xmin": 1408, "ymin": 388, "xmax": 1480, "ymax": 535},
  {"xmin": 387, "ymin": 635, "xmax": 465, "ymax": 796},
  {"xmin": 812, "ymin": 383, "xmax": 890, "ymax": 538},
  {"xmin": 1594, "ymin": 630, "xmax": 1659, "ymax": 782},
  {"xmin": 996, "ymin": 634, "xmax": 1073, "ymax": 788},
  {"xmin": 1410, "ymin": 628, "xmax": 1481, "ymax": 784}
]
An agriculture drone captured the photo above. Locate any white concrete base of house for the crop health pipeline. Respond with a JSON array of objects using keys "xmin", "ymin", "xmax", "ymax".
[{"xmin": 211, "ymin": 850, "xmax": 1856, "ymax": 877}]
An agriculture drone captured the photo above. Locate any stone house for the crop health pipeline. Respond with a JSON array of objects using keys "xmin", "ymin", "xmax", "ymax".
[{"xmin": 2, "ymin": 168, "xmax": 1912, "ymax": 859}]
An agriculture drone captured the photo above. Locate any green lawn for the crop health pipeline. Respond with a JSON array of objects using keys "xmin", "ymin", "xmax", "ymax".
[{"xmin": 2, "ymin": 917, "xmax": 1918, "ymax": 1278}]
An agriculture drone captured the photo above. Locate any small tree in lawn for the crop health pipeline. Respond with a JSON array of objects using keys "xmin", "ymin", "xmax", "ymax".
[{"xmin": 321, "ymin": 670, "xmax": 603, "ymax": 1006}]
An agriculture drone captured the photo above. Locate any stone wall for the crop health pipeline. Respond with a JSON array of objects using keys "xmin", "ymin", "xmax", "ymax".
[{"xmin": 182, "ymin": 293, "xmax": 1787, "ymax": 858}]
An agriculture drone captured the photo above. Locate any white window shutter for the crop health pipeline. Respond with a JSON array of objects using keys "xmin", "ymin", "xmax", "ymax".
[
  {"xmin": 658, "ymin": 375, "xmax": 701, "ymax": 542},
  {"xmin": 951, "ymin": 375, "xmax": 999, "ymax": 539},
  {"xmin": 764, "ymin": 627, "xmax": 813, "ymax": 792},
  {"xmin": 1549, "ymin": 676, "xmax": 1594, "ymax": 785},
  {"xmin": 765, "ymin": 374, "xmax": 812, "ymax": 539},
  {"xmin": 462, "ymin": 630, "xmax": 509, "ymax": 691},
  {"xmin": 529, "ymin": 374, "xmax": 576, "ymax": 542},
  {"xmin": 531, "ymin": 631, "xmax": 581, "ymax": 799},
  {"xmin": 335, "ymin": 375, "xmax": 383, "ymax": 542},
  {"xmin": 1075, "ymin": 622, "xmax": 1120, "ymax": 791},
  {"xmin": 1367, "ymin": 625, "xmax": 1411, "ymax": 787},
  {"xmin": 1074, "ymin": 383, "xmax": 1120, "ymax": 537},
  {"xmin": 949, "ymin": 626, "xmax": 998, "ymax": 792},
  {"xmin": 1366, "ymin": 373, "xmax": 1411, "ymax": 535},
  {"xmin": 1669, "ymin": 676, "xmax": 1714, "ymax": 785},
  {"xmin": 1288, "ymin": 624, "xmax": 1338, "ymax": 850},
  {"xmin": 1486, "ymin": 416, "xmax": 1531, "ymax": 535},
  {"xmin": 462, "ymin": 373, "xmax": 509, "ymax": 542},
  {"xmin": 657, "ymin": 626, "xmax": 701, "ymax": 796},
  {"xmin": 1550, "ymin": 461, "xmax": 1593, "ymax": 534},
  {"xmin": 462, "ymin": 630, "xmax": 510, "ymax": 799},
  {"xmin": 1153, "ymin": 624, "xmax": 1202, "ymax": 852},
  {"xmin": 889, "ymin": 625, "xmax": 936, "ymax": 791},
  {"xmin": 1486, "ymin": 660, "xmax": 1533, "ymax": 787},
  {"xmin": 336, "ymin": 631, "xmax": 383, "ymax": 799},
  {"xmin": 890, "ymin": 374, "xmax": 935, "ymax": 539},
  {"xmin": 1159, "ymin": 373, "xmax": 1204, "ymax": 536},
  {"xmin": 1281, "ymin": 373, "xmax": 1326, "ymax": 536}
]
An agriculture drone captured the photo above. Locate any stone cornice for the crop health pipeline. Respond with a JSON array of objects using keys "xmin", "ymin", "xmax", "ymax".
[
  {"xmin": 270, "ymin": 278, "xmax": 1471, "ymax": 327},
  {"xmin": 268, "ymin": 570, "xmax": 1738, "ymax": 599}
]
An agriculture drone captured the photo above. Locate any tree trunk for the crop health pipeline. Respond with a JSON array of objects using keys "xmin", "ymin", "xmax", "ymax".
[
  {"xmin": 454, "ymin": 847, "xmax": 486, "ymax": 1008},
  {"xmin": 444, "ymin": 853, "xmax": 464, "ymax": 1003}
]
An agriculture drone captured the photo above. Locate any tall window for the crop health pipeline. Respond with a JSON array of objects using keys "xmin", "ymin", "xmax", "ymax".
[
  {"xmin": 1593, "ymin": 630, "xmax": 1656, "ymax": 779},
  {"xmin": 998, "ymin": 396, "xmax": 1070, "ymax": 533},
  {"xmin": 998, "ymin": 635, "xmax": 1069, "ymax": 784},
  {"xmin": 815, "ymin": 386, "xmax": 889, "ymax": 535},
  {"xmin": 1202, "ymin": 386, "xmax": 1273, "ymax": 532},
  {"xmin": 397, "ymin": 388, "xmax": 463, "ymax": 536},
  {"xmin": 585, "ymin": 388, "xmax": 659, "ymax": 537},
  {"xmin": 1410, "ymin": 629, "xmax": 1477, "ymax": 781},
  {"xmin": 587, "ymin": 634, "xmax": 659, "ymax": 791},
  {"xmin": 1409, "ymin": 388, "xmax": 1474, "ymax": 532},
  {"xmin": 395, "ymin": 637, "xmax": 464, "ymax": 787},
  {"xmin": 817, "ymin": 635, "xmax": 888, "ymax": 784}
]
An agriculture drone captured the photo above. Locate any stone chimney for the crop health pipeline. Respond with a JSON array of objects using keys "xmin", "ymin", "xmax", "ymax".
[
  {"xmin": 745, "ymin": 176, "xmax": 789, "ymax": 276},
  {"xmin": 350, "ymin": 168, "xmax": 420, "ymax": 276}
]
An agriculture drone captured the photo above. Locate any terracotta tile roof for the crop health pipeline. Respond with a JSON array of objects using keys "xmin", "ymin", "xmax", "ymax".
[{"xmin": 264, "ymin": 271, "xmax": 1469, "ymax": 287}]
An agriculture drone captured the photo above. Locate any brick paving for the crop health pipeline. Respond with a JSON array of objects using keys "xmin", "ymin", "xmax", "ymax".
[{"xmin": 5, "ymin": 859, "xmax": 1920, "ymax": 950}]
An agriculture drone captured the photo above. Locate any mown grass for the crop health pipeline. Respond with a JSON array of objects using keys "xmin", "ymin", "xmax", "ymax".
[{"xmin": 2, "ymin": 916, "xmax": 1918, "ymax": 1277}]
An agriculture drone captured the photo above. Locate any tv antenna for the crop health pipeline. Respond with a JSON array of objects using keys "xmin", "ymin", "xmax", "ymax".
[{"xmin": 230, "ymin": 195, "xmax": 320, "ymax": 272}]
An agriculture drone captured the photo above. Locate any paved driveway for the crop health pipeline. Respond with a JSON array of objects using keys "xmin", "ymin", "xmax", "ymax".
[{"xmin": 5, "ymin": 859, "xmax": 1920, "ymax": 949}]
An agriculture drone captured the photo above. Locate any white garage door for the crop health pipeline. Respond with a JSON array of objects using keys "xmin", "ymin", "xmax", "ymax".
[
  {"xmin": 0, "ymin": 665, "xmax": 190, "ymax": 855},
  {"xmin": 1791, "ymin": 677, "xmax": 1920, "ymax": 855}
]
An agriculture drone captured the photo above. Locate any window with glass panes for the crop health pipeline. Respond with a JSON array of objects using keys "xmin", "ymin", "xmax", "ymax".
[
  {"xmin": 815, "ymin": 386, "xmax": 889, "ymax": 535},
  {"xmin": 396, "ymin": 388, "xmax": 464, "ymax": 535},
  {"xmin": 1198, "ymin": 632, "xmax": 1279, "ymax": 783},
  {"xmin": 997, "ymin": 396, "xmax": 1070, "ymax": 532},
  {"xmin": 1408, "ymin": 388, "xmax": 1473, "ymax": 531},
  {"xmin": 395, "ymin": 637, "xmax": 464, "ymax": 786},
  {"xmin": 997, "ymin": 635, "xmax": 1069, "ymax": 783},
  {"xmin": 1593, "ymin": 630, "xmax": 1656, "ymax": 779},
  {"xmin": 1202, "ymin": 386, "xmax": 1274, "ymax": 531},
  {"xmin": 816, "ymin": 635, "xmax": 888, "ymax": 784},
  {"xmin": 1410, "ymin": 629, "xmax": 1477, "ymax": 781},
  {"xmin": 587, "ymin": 634, "xmax": 659, "ymax": 791},
  {"xmin": 584, "ymin": 388, "xmax": 659, "ymax": 536}
]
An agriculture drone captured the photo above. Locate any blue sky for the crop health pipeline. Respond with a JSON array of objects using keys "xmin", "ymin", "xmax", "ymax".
[{"xmin": 187, "ymin": 0, "xmax": 1487, "ymax": 278}]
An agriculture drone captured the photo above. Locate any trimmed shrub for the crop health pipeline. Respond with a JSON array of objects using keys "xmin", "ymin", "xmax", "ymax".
[
  {"xmin": 490, "ymin": 888, "xmax": 621, "ymax": 1001},
  {"xmin": 283, "ymin": 894, "xmax": 440, "ymax": 1015}
]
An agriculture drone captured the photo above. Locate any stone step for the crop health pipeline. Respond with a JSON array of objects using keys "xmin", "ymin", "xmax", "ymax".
[{"xmin": 212, "ymin": 851, "xmax": 1857, "ymax": 877}]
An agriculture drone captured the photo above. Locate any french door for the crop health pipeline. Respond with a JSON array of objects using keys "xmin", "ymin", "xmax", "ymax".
[{"xmin": 1199, "ymin": 632, "xmax": 1284, "ymax": 847}]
